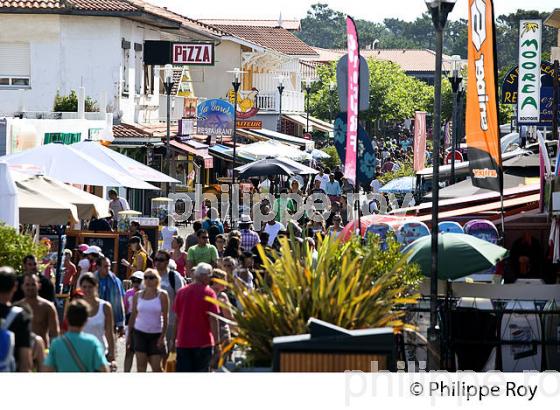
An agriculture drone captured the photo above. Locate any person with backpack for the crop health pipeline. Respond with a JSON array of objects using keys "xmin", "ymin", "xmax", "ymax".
[
  {"xmin": 202, "ymin": 207, "xmax": 224, "ymax": 246},
  {"xmin": 0, "ymin": 266, "xmax": 32, "ymax": 372},
  {"xmin": 153, "ymin": 250, "xmax": 185, "ymax": 369},
  {"xmin": 43, "ymin": 299, "xmax": 109, "ymax": 372}
]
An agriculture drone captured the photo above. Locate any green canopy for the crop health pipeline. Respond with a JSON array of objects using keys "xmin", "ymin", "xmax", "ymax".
[{"xmin": 401, "ymin": 233, "xmax": 508, "ymax": 280}]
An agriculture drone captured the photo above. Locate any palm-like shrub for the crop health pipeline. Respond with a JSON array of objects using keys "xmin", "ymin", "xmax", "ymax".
[
  {"xmin": 220, "ymin": 234, "xmax": 421, "ymax": 366},
  {"xmin": 0, "ymin": 224, "xmax": 47, "ymax": 272}
]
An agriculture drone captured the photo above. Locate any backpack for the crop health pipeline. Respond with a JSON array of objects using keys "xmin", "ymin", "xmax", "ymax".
[
  {"xmin": 168, "ymin": 270, "xmax": 182, "ymax": 293},
  {"xmin": 0, "ymin": 306, "xmax": 23, "ymax": 372}
]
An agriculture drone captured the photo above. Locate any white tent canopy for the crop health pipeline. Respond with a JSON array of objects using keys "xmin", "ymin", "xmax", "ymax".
[
  {"xmin": 0, "ymin": 142, "xmax": 158, "ymax": 189},
  {"xmin": 0, "ymin": 163, "xmax": 19, "ymax": 229},
  {"xmin": 71, "ymin": 140, "xmax": 179, "ymax": 183},
  {"xmin": 13, "ymin": 173, "xmax": 110, "ymax": 221},
  {"xmin": 231, "ymin": 140, "xmax": 312, "ymax": 162},
  {"xmin": 16, "ymin": 181, "xmax": 79, "ymax": 225}
]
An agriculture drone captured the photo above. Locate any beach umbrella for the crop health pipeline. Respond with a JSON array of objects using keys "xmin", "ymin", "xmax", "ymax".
[
  {"xmin": 379, "ymin": 176, "xmax": 416, "ymax": 194},
  {"xmin": 0, "ymin": 163, "xmax": 19, "ymax": 229},
  {"xmin": 236, "ymin": 158, "xmax": 294, "ymax": 178},
  {"xmin": 13, "ymin": 174, "xmax": 110, "ymax": 220},
  {"xmin": 402, "ymin": 233, "xmax": 508, "ymax": 280},
  {"xmin": 311, "ymin": 149, "xmax": 331, "ymax": 160},
  {"xmin": 71, "ymin": 140, "xmax": 178, "ymax": 183},
  {"xmin": 275, "ymin": 157, "xmax": 319, "ymax": 175},
  {"xmin": 0, "ymin": 142, "xmax": 158, "ymax": 189}
]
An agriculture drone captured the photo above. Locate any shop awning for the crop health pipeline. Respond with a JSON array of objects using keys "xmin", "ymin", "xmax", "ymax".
[
  {"xmin": 208, "ymin": 144, "xmax": 252, "ymax": 164},
  {"xmin": 416, "ymin": 194, "xmax": 540, "ymax": 222},
  {"xmin": 241, "ymin": 128, "xmax": 315, "ymax": 151},
  {"xmin": 170, "ymin": 140, "xmax": 213, "ymax": 168},
  {"xmin": 234, "ymin": 140, "xmax": 311, "ymax": 162},
  {"xmin": 284, "ymin": 114, "xmax": 334, "ymax": 134}
]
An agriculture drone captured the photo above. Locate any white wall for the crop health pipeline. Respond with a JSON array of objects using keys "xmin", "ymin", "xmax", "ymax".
[
  {"xmin": 191, "ymin": 40, "xmax": 241, "ymax": 102},
  {"xmin": 0, "ymin": 14, "xmax": 164, "ymax": 124}
]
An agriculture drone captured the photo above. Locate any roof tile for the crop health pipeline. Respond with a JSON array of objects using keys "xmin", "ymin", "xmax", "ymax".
[{"xmin": 212, "ymin": 24, "xmax": 317, "ymax": 56}]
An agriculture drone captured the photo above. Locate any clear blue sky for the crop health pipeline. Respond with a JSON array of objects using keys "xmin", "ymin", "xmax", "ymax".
[{"xmin": 150, "ymin": 0, "xmax": 558, "ymax": 21}]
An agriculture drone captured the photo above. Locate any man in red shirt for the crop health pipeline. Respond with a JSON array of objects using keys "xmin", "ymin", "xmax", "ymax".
[{"xmin": 172, "ymin": 262, "xmax": 220, "ymax": 372}]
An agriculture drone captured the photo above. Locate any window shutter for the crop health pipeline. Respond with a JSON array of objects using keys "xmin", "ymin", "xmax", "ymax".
[{"xmin": 0, "ymin": 42, "xmax": 30, "ymax": 77}]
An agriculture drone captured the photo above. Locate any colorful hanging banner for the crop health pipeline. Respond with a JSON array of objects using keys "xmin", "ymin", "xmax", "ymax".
[
  {"xmin": 466, "ymin": 0, "xmax": 502, "ymax": 192},
  {"xmin": 413, "ymin": 111, "xmax": 427, "ymax": 172},
  {"xmin": 344, "ymin": 16, "xmax": 359, "ymax": 184},
  {"xmin": 517, "ymin": 20, "xmax": 542, "ymax": 124}
]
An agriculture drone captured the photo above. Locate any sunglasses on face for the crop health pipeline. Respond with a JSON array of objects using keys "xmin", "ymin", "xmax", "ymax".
[
  {"xmin": 201, "ymin": 236, "xmax": 209, "ymax": 240},
  {"xmin": 144, "ymin": 276, "xmax": 157, "ymax": 280}
]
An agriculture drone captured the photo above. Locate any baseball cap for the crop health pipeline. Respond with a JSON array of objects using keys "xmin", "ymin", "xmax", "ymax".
[
  {"xmin": 77, "ymin": 244, "xmax": 89, "ymax": 252},
  {"xmin": 131, "ymin": 271, "xmax": 144, "ymax": 280},
  {"xmin": 84, "ymin": 245, "xmax": 102, "ymax": 255}
]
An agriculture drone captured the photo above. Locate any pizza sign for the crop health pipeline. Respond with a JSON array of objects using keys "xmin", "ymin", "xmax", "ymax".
[{"xmin": 172, "ymin": 43, "xmax": 214, "ymax": 65}]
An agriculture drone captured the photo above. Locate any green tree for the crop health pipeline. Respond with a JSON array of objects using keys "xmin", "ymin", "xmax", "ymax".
[
  {"xmin": 53, "ymin": 90, "xmax": 98, "ymax": 112},
  {"xmin": 0, "ymin": 224, "xmax": 47, "ymax": 273},
  {"xmin": 319, "ymin": 145, "xmax": 341, "ymax": 169},
  {"xmin": 310, "ymin": 59, "xmax": 434, "ymax": 127},
  {"xmin": 297, "ymin": 3, "xmax": 345, "ymax": 49}
]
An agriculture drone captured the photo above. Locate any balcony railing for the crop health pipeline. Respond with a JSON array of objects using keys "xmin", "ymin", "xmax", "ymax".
[{"xmin": 249, "ymin": 90, "xmax": 304, "ymax": 113}]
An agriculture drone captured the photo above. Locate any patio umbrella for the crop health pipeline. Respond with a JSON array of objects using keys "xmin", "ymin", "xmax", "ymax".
[
  {"xmin": 379, "ymin": 176, "xmax": 416, "ymax": 194},
  {"xmin": 0, "ymin": 163, "xmax": 18, "ymax": 229},
  {"xmin": 311, "ymin": 149, "xmax": 331, "ymax": 160},
  {"xmin": 232, "ymin": 140, "xmax": 312, "ymax": 162},
  {"xmin": 13, "ymin": 174, "xmax": 110, "ymax": 220},
  {"xmin": 71, "ymin": 140, "xmax": 179, "ymax": 183},
  {"xmin": 274, "ymin": 157, "xmax": 319, "ymax": 175},
  {"xmin": 16, "ymin": 182, "xmax": 79, "ymax": 225},
  {"xmin": 401, "ymin": 233, "xmax": 508, "ymax": 280},
  {"xmin": 236, "ymin": 158, "xmax": 295, "ymax": 178},
  {"xmin": 0, "ymin": 143, "xmax": 158, "ymax": 189}
]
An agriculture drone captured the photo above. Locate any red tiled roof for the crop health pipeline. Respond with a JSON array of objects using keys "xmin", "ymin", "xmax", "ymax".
[
  {"xmin": 69, "ymin": 0, "xmax": 137, "ymax": 11},
  {"xmin": 200, "ymin": 19, "xmax": 301, "ymax": 31},
  {"xmin": 211, "ymin": 24, "xmax": 318, "ymax": 56},
  {"xmin": 310, "ymin": 47, "xmax": 454, "ymax": 73},
  {"xmin": 0, "ymin": 0, "xmax": 223, "ymax": 38},
  {"xmin": 112, "ymin": 123, "xmax": 153, "ymax": 139},
  {"xmin": 0, "ymin": 0, "xmax": 64, "ymax": 8}
]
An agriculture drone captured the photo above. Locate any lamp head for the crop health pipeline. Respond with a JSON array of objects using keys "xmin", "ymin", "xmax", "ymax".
[
  {"xmin": 425, "ymin": 0, "xmax": 457, "ymax": 30},
  {"xmin": 164, "ymin": 64, "xmax": 173, "ymax": 84}
]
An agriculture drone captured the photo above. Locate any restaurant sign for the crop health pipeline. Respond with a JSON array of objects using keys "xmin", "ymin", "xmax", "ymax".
[
  {"xmin": 236, "ymin": 120, "xmax": 262, "ymax": 129},
  {"xmin": 517, "ymin": 20, "xmax": 542, "ymax": 124},
  {"xmin": 501, "ymin": 60, "xmax": 558, "ymax": 125},
  {"xmin": 196, "ymin": 99, "xmax": 234, "ymax": 137}
]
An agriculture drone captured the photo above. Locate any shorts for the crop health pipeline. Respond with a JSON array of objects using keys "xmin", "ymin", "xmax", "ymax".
[{"xmin": 132, "ymin": 328, "xmax": 166, "ymax": 356}]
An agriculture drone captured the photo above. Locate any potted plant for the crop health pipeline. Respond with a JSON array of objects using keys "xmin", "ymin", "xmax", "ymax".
[{"xmin": 212, "ymin": 233, "xmax": 422, "ymax": 370}]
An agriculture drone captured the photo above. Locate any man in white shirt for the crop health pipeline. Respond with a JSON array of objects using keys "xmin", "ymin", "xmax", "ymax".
[
  {"xmin": 263, "ymin": 219, "xmax": 285, "ymax": 246},
  {"xmin": 314, "ymin": 168, "xmax": 331, "ymax": 191},
  {"xmin": 370, "ymin": 166, "xmax": 382, "ymax": 193},
  {"xmin": 108, "ymin": 189, "xmax": 130, "ymax": 219}
]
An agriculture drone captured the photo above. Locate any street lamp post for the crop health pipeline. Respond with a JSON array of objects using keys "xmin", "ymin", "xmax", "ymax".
[
  {"xmin": 229, "ymin": 68, "xmax": 242, "ymax": 229},
  {"xmin": 305, "ymin": 78, "xmax": 312, "ymax": 134},
  {"xmin": 277, "ymin": 76, "xmax": 285, "ymax": 133},
  {"xmin": 448, "ymin": 55, "xmax": 463, "ymax": 185},
  {"xmin": 425, "ymin": 0, "xmax": 456, "ymax": 369},
  {"xmin": 163, "ymin": 64, "xmax": 174, "ymax": 195}
]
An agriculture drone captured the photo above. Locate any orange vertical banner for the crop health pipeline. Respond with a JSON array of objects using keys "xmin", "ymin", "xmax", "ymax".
[{"xmin": 466, "ymin": 0, "xmax": 502, "ymax": 192}]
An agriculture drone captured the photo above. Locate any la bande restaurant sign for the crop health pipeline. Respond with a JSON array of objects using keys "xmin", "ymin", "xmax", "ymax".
[
  {"xmin": 196, "ymin": 99, "xmax": 234, "ymax": 137},
  {"xmin": 517, "ymin": 20, "xmax": 542, "ymax": 124}
]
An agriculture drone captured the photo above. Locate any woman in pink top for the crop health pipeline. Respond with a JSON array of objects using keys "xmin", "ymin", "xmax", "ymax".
[
  {"xmin": 127, "ymin": 268, "xmax": 169, "ymax": 372},
  {"xmin": 170, "ymin": 237, "xmax": 187, "ymax": 277}
]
